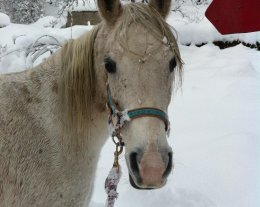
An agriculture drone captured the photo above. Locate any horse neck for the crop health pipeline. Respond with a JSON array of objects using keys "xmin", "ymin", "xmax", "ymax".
[{"xmin": 27, "ymin": 49, "xmax": 109, "ymax": 160}]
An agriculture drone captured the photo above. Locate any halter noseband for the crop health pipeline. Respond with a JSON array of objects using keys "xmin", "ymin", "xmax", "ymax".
[{"xmin": 106, "ymin": 85, "xmax": 170, "ymax": 134}]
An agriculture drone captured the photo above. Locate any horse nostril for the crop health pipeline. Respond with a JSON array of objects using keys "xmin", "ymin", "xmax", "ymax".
[
  {"xmin": 129, "ymin": 152, "xmax": 140, "ymax": 175},
  {"xmin": 129, "ymin": 152, "xmax": 143, "ymax": 187},
  {"xmin": 163, "ymin": 152, "xmax": 173, "ymax": 178}
]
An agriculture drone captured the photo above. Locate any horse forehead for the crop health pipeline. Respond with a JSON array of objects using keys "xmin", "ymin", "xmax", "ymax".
[{"xmin": 126, "ymin": 25, "xmax": 163, "ymax": 55}]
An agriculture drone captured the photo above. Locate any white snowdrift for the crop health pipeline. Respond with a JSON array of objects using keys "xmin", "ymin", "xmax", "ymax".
[{"xmin": 0, "ymin": 12, "xmax": 10, "ymax": 27}]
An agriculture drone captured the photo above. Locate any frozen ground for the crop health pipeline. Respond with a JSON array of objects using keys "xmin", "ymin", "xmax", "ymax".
[{"xmin": 0, "ymin": 4, "xmax": 259, "ymax": 207}]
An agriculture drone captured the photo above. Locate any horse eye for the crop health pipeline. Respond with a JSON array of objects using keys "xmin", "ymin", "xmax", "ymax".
[
  {"xmin": 104, "ymin": 57, "xmax": 116, "ymax": 74},
  {"xmin": 169, "ymin": 57, "xmax": 177, "ymax": 72}
]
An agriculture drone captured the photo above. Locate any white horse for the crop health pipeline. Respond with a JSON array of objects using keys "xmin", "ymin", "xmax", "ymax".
[{"xmin": 0, "ymin": 0, "xmax": 183, "ymax": 206}]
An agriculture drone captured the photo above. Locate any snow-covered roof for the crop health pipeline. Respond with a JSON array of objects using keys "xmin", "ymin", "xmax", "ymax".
[{"xmin": 0, "ymin": 12, "xmax": 11, "ymax": 27}]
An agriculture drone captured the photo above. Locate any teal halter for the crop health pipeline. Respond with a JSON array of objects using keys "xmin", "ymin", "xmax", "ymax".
[{"xmin": 107, "ymin": 86, "xmax": 170, "ymax": 131}]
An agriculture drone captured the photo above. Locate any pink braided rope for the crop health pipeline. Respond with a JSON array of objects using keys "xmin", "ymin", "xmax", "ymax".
[{"xmin": 105, "ymin": 167, "xmax": 122, "ymax": 207}]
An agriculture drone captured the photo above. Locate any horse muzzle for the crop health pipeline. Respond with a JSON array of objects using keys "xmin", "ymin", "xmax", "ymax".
[
  {"xmin": 126, "ymin": 145, "xmax": 173, "ymax": 189},
  {"xmin": 106, "ymin": 84, "xmax": 173, "ymax": 189}
]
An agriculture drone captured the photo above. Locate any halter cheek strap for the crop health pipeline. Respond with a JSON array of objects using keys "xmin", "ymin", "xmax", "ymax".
[{"xmin": 107, "ymin": 86, "xmax": 170, "ymax": 131}]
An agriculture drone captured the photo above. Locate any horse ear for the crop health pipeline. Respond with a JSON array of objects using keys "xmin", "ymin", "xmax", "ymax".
[
  {"xmin": 97, "ymin": 0, "xmax": 122, "ymax": 24},
  {"xmin": 149, "ymin": 0, "xmax": 172, "ymax": 19}
]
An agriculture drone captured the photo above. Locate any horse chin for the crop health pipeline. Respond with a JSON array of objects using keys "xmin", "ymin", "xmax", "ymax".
[{"xmin": 129, "ymin": 174, "xmax": 166, "ymax": 190}]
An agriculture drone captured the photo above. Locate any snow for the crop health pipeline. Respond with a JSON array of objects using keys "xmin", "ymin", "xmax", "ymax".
[
  {"xmin": 0, "ymin": 19, "xmax": 92, "ymax": 72},
  {"xmin": 0, "ymin": 12, "xmax": 10, "ymax": 27},
  {"xmin": 0, "ymin": 2, "xmax": 259, "ymax": 207},
  {"xmin": 70, "ymin": 0, "xmax": 98, "ymax": 11}
]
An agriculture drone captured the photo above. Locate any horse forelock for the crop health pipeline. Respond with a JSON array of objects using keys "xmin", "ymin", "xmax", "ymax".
[{"xmin": 114, "ymin": 3, "xmax": 183, "ymax": 86}]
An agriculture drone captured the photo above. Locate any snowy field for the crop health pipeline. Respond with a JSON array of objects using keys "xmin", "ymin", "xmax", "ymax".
[{"xmin": 0, "ymin": 3, "xmax": 259, "ymax": 207}]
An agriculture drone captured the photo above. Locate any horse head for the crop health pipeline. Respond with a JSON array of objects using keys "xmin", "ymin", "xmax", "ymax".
[{"xmin": 96, "ymin": 0, "xmax": 183, "ymax": 189}]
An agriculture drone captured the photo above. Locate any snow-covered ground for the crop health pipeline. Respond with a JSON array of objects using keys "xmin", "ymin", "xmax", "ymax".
[{"xmin": 0, "ymin": 3, "xmax": 259, "ymax": 207}]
